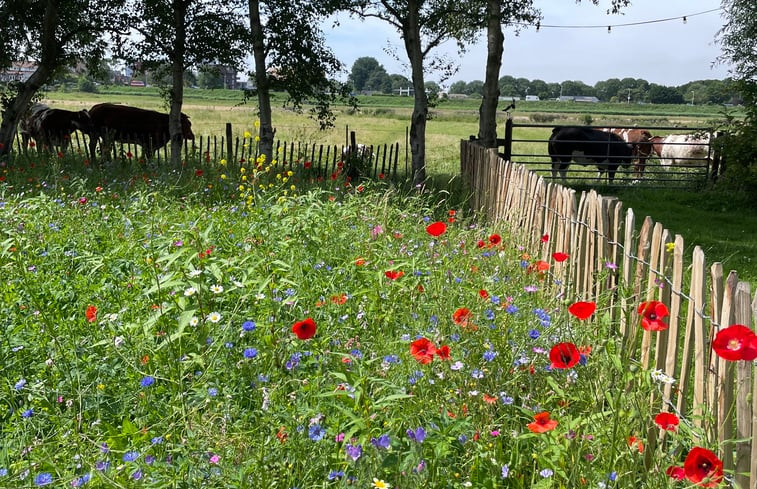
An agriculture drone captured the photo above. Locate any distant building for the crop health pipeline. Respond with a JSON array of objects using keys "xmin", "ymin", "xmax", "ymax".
[{"xmin": 0, "ymin": 61, "xmax": 37, "ymax": 83}]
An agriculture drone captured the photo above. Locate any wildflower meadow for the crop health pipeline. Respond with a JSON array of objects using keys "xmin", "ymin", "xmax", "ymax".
[{"xmin": 0, "ymin": 141, "xmax": 739, "ymax": 488}]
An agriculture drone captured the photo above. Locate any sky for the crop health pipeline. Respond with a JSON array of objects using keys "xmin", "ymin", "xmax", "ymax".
[{"xmin": 323, "ymin": 0, "xmax": 731, "ymax": 88}]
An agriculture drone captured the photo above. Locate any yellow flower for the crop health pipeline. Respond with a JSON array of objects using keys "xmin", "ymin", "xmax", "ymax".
[
  {"xmin": 220, "ymin": 174, "xmax": 226, "ymax": 180},
  {"xmin": 287, "ymin": 170, "xmax": 293, "ymax": 177},
  {"xmin": 666, "ymin": 242, "xmax": 676, "ymax": 253},
  {"xmin": 372, "ymin": 479, "xmax": 388, "ymax": 489},
  {"xmin": 290, "ymin": 185, "xmax": 296, "ymax": 191},
  {"xmin": 219, "ymin": 159, "xmax": 227, "ymax": 166},
  {"xmin": 254, "ymin": 135, "xmax": 260, "ymax": 142},
  {"xmin": 240, "ymin": 167, "xmax": 246, "ymax": 174},
  {"xmin": 254, "ymin": 120, "xmax": 260, "ymax": 128},
  {"xmin": 243, "ymin": 130, "xmax": 252, "ymax": 139}
]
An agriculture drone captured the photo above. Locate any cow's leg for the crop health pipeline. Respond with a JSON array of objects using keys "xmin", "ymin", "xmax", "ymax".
[{"xmin": 551, "ymin": 158, "xmax": 569, "ymax": 180}]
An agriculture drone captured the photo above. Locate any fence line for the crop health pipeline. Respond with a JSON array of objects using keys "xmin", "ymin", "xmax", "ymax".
[
  {"xmin": 11, "ymin": 126, "xmax": 405, "ymax": 181},
  {"xmin": 461, "ymin": 139, "xmax": 756, "ymax": 488}
]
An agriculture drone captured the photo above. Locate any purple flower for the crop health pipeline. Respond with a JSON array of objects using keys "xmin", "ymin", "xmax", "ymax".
[
  {"xmin": 406, "ymin": 427, "xmax": 426, "ymax": 443},
  {"xmin": 21, "ymin": 408, "xmax": 34, "ymax": 418},
  {"xmin": 140, "ymin": 376, "xmax": 155, "ymax": 388},
  {"xmin": 242, "ymin": 320, "xmax": 256, "ymax": 332},
  {"xmin": 243, "ymin": 348, "xmax": 258, "ymax": 359},
  {"xmin": 71, "ymin": 473, "xmax": 91, "ymax": 487},
  {"xmin": 501, "ymin": 465, "xmax": 510, "ymax": 478},
  {"xmin": 328, "ymin": 470, "xmax": 345, "ymax": 480},
  {"xmin": 14, "ymin": 378, "xmax": 27, "ymax": 390},
  {"xmin": 95, "ymin": 461, "xmax": 109, "ymax": 472},
  {"xmin": 308, "ymin": 424, "xmax": 326, "ymax": 441},
  {"xmin": 371, "ymin": 434, "xmax": 391, "ymax": 449},
  {"xmin": 345, "ymin": 443, "xmax": 362, "ymax": 461}
]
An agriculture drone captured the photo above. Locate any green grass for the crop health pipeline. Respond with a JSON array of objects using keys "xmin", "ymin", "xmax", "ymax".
[{"xmin": 0, "ymin": 149, "xmax": 726, "ymax": 488}]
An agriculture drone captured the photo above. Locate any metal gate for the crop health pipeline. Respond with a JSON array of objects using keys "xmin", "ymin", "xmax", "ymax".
[{"xmin": 496, "ymin": 120, "xmax": 721, "ymax": 188}]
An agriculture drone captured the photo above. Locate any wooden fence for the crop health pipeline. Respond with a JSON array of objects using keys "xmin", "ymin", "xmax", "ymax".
[
  {"xmin": 461, "ymin": 139, "xmax": 756, "ymax": 488},
  {"xmin": 10, "ymin": 125, "xmax": 406, "ymax": 181}
]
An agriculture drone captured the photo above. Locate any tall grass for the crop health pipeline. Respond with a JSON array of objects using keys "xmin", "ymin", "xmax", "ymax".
[{"xmin": 0, "ymin": 148, "xmax": 730, "ymax": 487}]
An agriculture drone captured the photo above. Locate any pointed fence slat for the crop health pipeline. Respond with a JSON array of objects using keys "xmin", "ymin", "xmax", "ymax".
[{"xmin": 460, "ymin": 139, "xmax": 756, "ymax": 488}]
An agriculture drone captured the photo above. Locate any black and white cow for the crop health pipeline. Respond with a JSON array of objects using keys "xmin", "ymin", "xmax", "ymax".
[{"xmin": 548, "ymin": 126, "xmax": 634, "ymax": 183}]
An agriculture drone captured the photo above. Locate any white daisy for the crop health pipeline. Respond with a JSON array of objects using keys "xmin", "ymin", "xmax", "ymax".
[
  {"xmin": 210, "ymin": 284, "xmax": 224, "ymax": 294},
  {"xmin": 187, "ymin": 269, "xmax": 202, "ymax": 278},
  {"xmin": 184, "ymin": 287, "xmax": 197, "ymax": 297},
  {"xmin": 207, "ymin": 312, "xmax": 221, "ymax": 323},
  {"xmin": 189, "ymin": 316, "xmax": 199, "ymax": 327}
]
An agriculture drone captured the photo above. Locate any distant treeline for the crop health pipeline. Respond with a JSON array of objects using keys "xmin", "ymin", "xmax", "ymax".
[{"xmin": 448, "ymin": 76, "xmax": 739, "ymax": 105}]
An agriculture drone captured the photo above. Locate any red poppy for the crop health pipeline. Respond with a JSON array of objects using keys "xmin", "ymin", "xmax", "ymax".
[
  {"xmin": 194, "ymin": 169, "xmax": 203, "ymax": 177},
  {"xmin": 291, "ymin": 317, "xmax": 316, "ymax": 340},
  {"xmin": 85, "ymin": 305, "xmax": 97, "ymax": 323},
  {"xmin": 482, "ymin": 393, "xmax": 497, "ymax": 404},
  {"xmin": 527, "ymin": 411, "xmax": 558, "ymax": 433},
  {"xmin": 628, "ymin": 435, "xmax": 644, "ymax": 453},
  {"xmin": 654, "ymin": 412, "xmax": 679, "ymax": 431},
  {"xmin": 666, "ymin": 466, "xmax": 685, "ymax": 481},
  {"xmin": 683, "ymin": 447, "xmax": 723, "ymax": 487},
  {"xmin": 452, "ymin": 307, "xmax": 472, "ymax": 325},
  {"xmin": 711, "ymin": 324, "xmax": 757, "ymax": 361},
  {"xmin": 488, "ymin": 234, "xmax": 501, "ymax": 246},
  {"xmin": 568, "ymin": 301, "xmax": 596, "ymax": 320},
  {"xmin": 476, "ymin": 240, "xmax": 486, "ymax": 248},
  {"xmin": 303, "ymin": 161, "xmax": 312, "ymax": 169},
  {"xmin": 637, "ymin": 301, "xmax": 669, "ymax": 331},
  {"xmin": 549, "ymin": 342, "xmax": 580, "ymax": 369},
  {"xmin": 385, "ymin": 270, "xmax": 404, "ymax": 280},
  {"xmin": 552, "ymin": 252, "xmax": 569, "ymax": 262},
  {"xmin": 410, "ymin": 337, "xmax": 436, "ymax": 364},
  {"xmin": 478, "ymin": 289, "xmax": 489, "ymax": 299},
  {"xmin": 354, "ymin": 257, "xmax": 366, "ymax": 266},
  {"xmin": 426, "ymin": 221, "xmax": 447, "ymax": 237},
  {"xmin": 436, "ymin": 344, "xmax": 451, "ymax": 360},
  {"xmin": 541, "ymin": 234, "xmax": 549, "ymax": 243}
]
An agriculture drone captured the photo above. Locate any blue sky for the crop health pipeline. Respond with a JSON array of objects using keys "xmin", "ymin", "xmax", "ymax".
[{"xmin": 324, "ymin": 0, "xmax": 731, "ymax": 87}]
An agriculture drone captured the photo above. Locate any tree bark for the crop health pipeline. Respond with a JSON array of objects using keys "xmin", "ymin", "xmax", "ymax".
[
  {"xmin": 0, "ymin": 0, "xmax": 59, "ymax": 157},
  {"xmin": 478, "ymin": 0, "xmax": 503, "ymax": 148},
  {"xmin": 169, "ymin": 0, "xmax": 187, "ymax": 166},
  {"xmin": 249, "ymin": 0, "xmax": 275, "ymax": 164},
  {"xmin": 402, "ymin": 0, "xmax": 428, "ymax": 187}
]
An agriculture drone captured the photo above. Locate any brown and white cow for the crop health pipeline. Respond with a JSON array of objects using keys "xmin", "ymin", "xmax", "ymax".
[
  {"xmin": 19, "ymin": 104, "xmax": 92, "ymax": 153},
  {"xmin": 88, "ymin": 103, "xmax": 194, "ymax": 159},
  {"xmin": 650, "ymin": 133, "xmax": 711, "ymax": 167},
  {"xmin": 601, "ymin": 127, "xmax": 654, "ymax": 178}
]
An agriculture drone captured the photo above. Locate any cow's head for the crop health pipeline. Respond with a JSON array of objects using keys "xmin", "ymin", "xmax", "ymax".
[{"xmin": 180, "ymin": 113, "xmax": 195, "ymax": 140}]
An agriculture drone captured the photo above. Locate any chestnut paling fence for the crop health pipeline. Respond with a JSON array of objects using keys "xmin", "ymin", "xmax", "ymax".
[{"xmin": 461, "ymin": 139, "xmax": 756, "ymax": 488}]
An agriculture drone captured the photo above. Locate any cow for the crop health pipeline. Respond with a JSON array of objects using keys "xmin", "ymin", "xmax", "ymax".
[
  {"xmin": 601, "ymin": 128, "xmax": 654, "ymax": 178},
  {"xmin": 548, "ymin": 126, "xmax": 634, "ymax": 183},
  {"xmin": 651, "ymin": 133, "xmax": 711, "ymax": 167},
  {"xmin": 87, "ymin": 103, "xmax": 194, "ymax": 159},
  {"xmin": 19, "ymin": 104, "xmax": 92, "ymax": 153}
]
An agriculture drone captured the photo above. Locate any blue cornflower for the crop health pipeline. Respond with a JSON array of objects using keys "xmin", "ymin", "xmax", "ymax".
[
  {"xmin": 22, "ymin": 408, "xmax": 34, "ymax": 418},
  {"xmin": 243, "ymin": 348, "xmax": 258, "ymax": 359},
  {"xmin": 529, "ymin": 329, "xmax": 540, "ymax": 339},
  {"xmin": 485, "ymin": 309, "xmax": 495, "ymax": 320},
  {"xmin": 242, "ymin": 320, "xmax": 256, "ymax": 332},
  {"xmin": 71, "ymin": 473, "xmax": 91, "ymax": 487},
  {"xmin": 328, "ymin": 470, "xmax": 345, "ymax": 480},
  {"xmin": 505, "ymin": 304, "xmax": 519, "ymax": 314},
  {"xmin": 0, "ymin": 468, "xmax": 7, "ymax": 476},
  {"xmin": 14, "ymin": 378, "xmax": 27, "ymax": 390},
  {"xmin": 540, "ymin": 469, "xmax": 553, "ymax": 478},
  {"xmin": 257, "ymin": 374, "xmax": 269, "ymax": 383},
  {"xmin": 122, "ymin": 451, "xmax": 139, "ymax": 462},
  {"xmin": 490, "ymin": 295, "xmax": 501, "ymax": 305},
  {"xmin": 350, "ymin": 349, "xmax": 363, "ymax": 359},
  {"xmin": 208, "ymin": 387, "xmax": 218, "ymax": 397},
  {"xmin": 406, "ymin": 427, "xmax": 426, "ymax": 443},
  {"xmin": 308, "ymin": 424, "xmax": 326, "ymax": 441},
  {"xmin": 458, "ymin": 434, "xmax": 467, "ymax": 444},
  {"xmin": 483, "ymin": 349, "xmax": 497, "ymax": 362},
  {"xmin": 383, "ymin": 354, "xmax": 400, "ymax": 364},
  {"xmin": 140, "ymin": 376, "xmax": 155, "ymax": 388},
  {"xmin": 286, "ymin": 352, "xmax": 302, "ymax": 370},
  {"xmin": 34, "ymin": 472, "xmax": 53, "ymax": 486},
  {"xmin": 471, "ymin": 369, "xmax": 484, "ymax": 379},
  {"xmin": 608, "ymin": 471, "xmax": 618, "ymax": 481},
  {"xmin": 501, "ymin": 465, "xmax": 510, "ymax": 478},
  {"xmin": 370, "ymin": 434, "xmax": 391, "ymax": 449},
  {"xmin": 151, "ymin": 436, "xmax": 163, "ymax": 444}
]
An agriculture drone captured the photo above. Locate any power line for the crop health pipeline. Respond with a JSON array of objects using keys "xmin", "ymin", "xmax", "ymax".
[{"xmin": 519, "ymin": 7, "xmax": 722, "ymax": 32}]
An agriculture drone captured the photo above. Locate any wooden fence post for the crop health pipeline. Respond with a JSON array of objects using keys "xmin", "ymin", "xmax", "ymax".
[{"xmin": 225, "ymin": 123, "xmax": 232, "ymax": 161}]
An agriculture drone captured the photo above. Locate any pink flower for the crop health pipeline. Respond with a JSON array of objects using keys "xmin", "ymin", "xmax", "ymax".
[{"xmin": 209, "ymin": 454, "xmax": 220, "ymax": 464}]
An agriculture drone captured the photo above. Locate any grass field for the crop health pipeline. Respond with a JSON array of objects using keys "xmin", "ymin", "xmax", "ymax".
[{"xmin": 6, "ymin": 86, "xmax": 756, "ymax": 284}]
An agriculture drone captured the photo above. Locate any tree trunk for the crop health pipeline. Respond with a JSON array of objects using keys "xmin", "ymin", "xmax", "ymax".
[
  {"xmin": 403, "ymin": 0, "xmax": 428, "ymax": 187},
  {"xmin": 249, "ymin": 0, "xmax": 274, "ymax": 164},
  {"xmin": 0, "ymin": 0, "xmax": 59, "ymax": 157},
  {"xmin": 478, "ymin": 0, "xmax": 503, "ymax": 148},
  {"xmin": 169, "ymin": 0, "xmax": 187, "ymax": 166}
]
